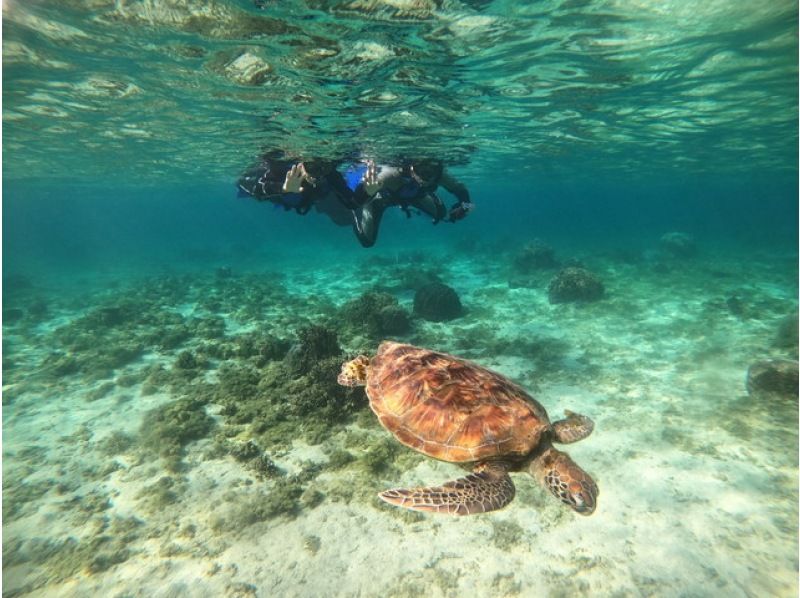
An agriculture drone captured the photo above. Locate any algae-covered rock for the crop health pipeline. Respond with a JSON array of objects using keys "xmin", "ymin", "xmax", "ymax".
[
  {"xmin": 548, "ymin": 267, "xmax": 605, "ymax": 304},
  {"xmin": 139, "ymin": 398, "xmax": 215, "ymax": 465},
  {"xmin": 340, "ymin": 291, "xmax": 411, "ymax": 340},
  {"xmin": 40, "ymin": 351, "xmax": 81, "ymax": 377},
  {"xmin": 136, "ymin": 476, "xmax": 183, "ymax": 513},
  {"xmin": 230, "ymin": 440, "xmax": 261, "ymax": 462},
  {"xmin": 251, "ymin": 453, "xmax": 284, "ymax": 479},
  {"xmin": 284, "ymin": 355, "xmax": 359, "ymax": 419},
  {"xmin": 174, "ymin": 350, "xmax": 205, "ymax": 371},
  {"xmin": 285, "ymin": 324, "xmax": 341, "ymax": 375},
  {"xmin": 234, "ymin": 333, "xmax": 291, "ymax": 364},
  {"xmin": 97, "ymin": 431, "xmax": 136, "ymax": 456},
  {"xmin": 413, "ymin": 282, "xmax": 463, "ymax": 322},
  {"xmin": 227, "ymin": 480, "xmax": 306, "ymax": 526}
]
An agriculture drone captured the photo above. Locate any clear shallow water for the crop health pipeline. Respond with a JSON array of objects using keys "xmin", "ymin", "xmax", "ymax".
[
  {"xmin": 3, "ymin": 1, "xmax": 799, "ymax": 597},
  {"xmin": 3, "ymin": 0, "xmax": 798, "ymax": 182}
]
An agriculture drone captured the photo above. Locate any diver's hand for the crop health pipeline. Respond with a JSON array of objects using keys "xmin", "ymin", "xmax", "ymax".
[
  {"xmin": 283, "ymin": 163, "xmax": 308, "ymax": 193},
  {"xmin": 363, "ymin": 161, "xmax": 381, "ymax": 197},
  {"xmin": 448, "ymin": 201, "xmax": 473, "ymax": 222}
]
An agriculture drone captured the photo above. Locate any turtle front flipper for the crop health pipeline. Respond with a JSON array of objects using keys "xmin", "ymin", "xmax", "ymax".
[
  {"xmin": 379, "ymin": 462, "xmax": 515, "ymax": 516},
  {"xmin": 552, "ymin": 410, "xmax": 594, "ymax": 444}
]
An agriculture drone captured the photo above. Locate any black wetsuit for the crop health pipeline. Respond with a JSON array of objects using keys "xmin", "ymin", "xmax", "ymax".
[
  {"xmin": 237, "ymin": 160, "xmax": 356, "ymax": 215},
  {"xmin": 351, "ymin": 167, "xmax": 471, "ymax": 248}
]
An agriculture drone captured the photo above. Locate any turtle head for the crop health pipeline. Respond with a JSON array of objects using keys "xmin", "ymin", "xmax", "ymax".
[
  {"xmin": 531, "ymin": 447, "xmax": 598, "ymax": 515},
  {"xmin": 337, "ymin": 355, "xmax": 370, "ymax": 387}
]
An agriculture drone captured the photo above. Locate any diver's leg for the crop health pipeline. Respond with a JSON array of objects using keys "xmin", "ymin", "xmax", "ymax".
[
  {"xmin": 353, "ymin": 195, "xmax": 389, "ymax": 248},
  {"xmin": 412, "ymin": 193, "xmax": 447, "ymax": 222}
]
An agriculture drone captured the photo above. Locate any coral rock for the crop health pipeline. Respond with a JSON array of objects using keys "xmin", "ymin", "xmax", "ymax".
[
  {"xmin": 340, "ymin": 291, "xmax": 411, "ymax": 338},
  {"xmin": 413, "ymin": 282, "xmax": 463, "ymax": 322},
  {"xmin": 285, "ymin": 325, "xmax": 341, "ymax": 375},
  {"xmin": 548, "ymin": 267, "xmax": 605, "ymax": 304}
]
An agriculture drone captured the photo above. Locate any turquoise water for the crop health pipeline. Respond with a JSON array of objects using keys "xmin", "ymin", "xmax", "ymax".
[{"xmin": 3, "ymin": 1, "xmax": 798, "ymax": 597}]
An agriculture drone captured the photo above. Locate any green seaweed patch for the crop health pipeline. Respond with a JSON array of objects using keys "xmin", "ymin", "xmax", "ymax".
[
  {"xmin": 284, "ymin": 324, "xmax": 342, "ymax": 376},
  {"xmin": 116, "ymin": 368, "xmax": 147, "ymax": 387},
  {"xmin": 151, "ymin": 326, "xmax": 192, "ymax": 352},
  {"xmin": 360, "ymin": 436, "xmax": 400, "ymax": 475},
  {"xmin": 172, "ymin": 350, "xmax": 209, "ymax": 379},
  {"xmin": 59, "ymin": 490, "xmax": 111, "ymax": 518},
  {"xmin": 85, "ymin": 381, "xmax": 116, "ymax": 402},
  {"xmin": 491, "ymin": 519, "xmax": 526, "ymax": 550},
  {"xmin": 213, "ymin": 354, "xmax": 362, "ymax": 449},
  {"xmin": 227, "ymin": 440, "xmax": 285, "ymax": 479},
  {"xmin": 191, "ymin": 316, "xmax": 226, "ymax": 340},
  {"xmin": 325, "ymin": 448, "xmax": 355, "ymax": 470},
  {"xmin": 39, "ymin": 351, "xmax": 81, "ymax": 377},
  {"xmin": 230, "ymin": 440, "xmax": 262, "ymax": 462},
  {"xmin": 250, "ymin": 453, "xmax": 284, "ymax": 479},
  {"xmin": 9, "ymin": 517, "xmax": 141, "ymax": 587},
  {"xmin": 136, "ymin": 476, "xmax": 185, "ymax": 513},
  {"xmin": 82, "ymin": 460, "xmax": 123, "ymax": 481},
  {"xmin": 300, "ymin": 486, "xmax": 325, "ymax": 509},
  {"xmin": 2, "ymin": 479, "xmax": 53, "ymax": 522},
  {"xmin": 233, "ymin": 332, "xmax": 291, "ymax": 364},
  {"xmin": 140, "ymin": 363, "xmax": 170, "ymax": 392},
  {"xmin": 282, "ymin": 355, "xmax": 361, "ymax": 419},
  {"xmin": 139, "ymin": 398, "xmax": 215, "ymax": 470},
  {"xmin": 226, "ymin": 479, "xmax": 306, "ymax": 526},
  {"xmin": 97, "ymin": 431, "xmax": 136, "ymax": 456}
]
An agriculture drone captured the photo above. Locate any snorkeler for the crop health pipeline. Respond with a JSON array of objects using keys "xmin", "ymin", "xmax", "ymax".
[
  {"xmin": 237, "ymin": 154, "xmax": 358, "ymax": 224},
  {"xmin": 350, "ymin": 159, "xmax": 474, "ymax": 248}
]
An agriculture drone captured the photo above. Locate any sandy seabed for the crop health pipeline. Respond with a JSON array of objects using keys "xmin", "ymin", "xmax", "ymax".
[{"xmin": 3, "ymin": 244, "xmax": 798, "ymax": 597}]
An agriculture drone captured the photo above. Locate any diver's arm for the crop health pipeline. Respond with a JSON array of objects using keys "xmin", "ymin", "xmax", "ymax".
[
  {"xmin": 439, "ymin": 172, "xmax": 474, "ymax": 222},
  {"xmin": 439, "ymin": 173, "xmax": 471, "ymax": 204},
  {"xmin": 353, "ymin": 164, "xmax": 400, "ymax": 205},
  {"xmin": 238, "ymin": 160, "xmax": 292, "ymax": 200}
]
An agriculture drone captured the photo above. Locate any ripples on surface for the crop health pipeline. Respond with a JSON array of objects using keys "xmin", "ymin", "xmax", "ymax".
[{"xmin": 3, "ymin": 0, "xmax": 798, "ymax": 183}]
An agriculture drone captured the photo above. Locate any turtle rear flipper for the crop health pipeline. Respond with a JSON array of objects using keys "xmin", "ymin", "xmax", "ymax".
[
  {"xmin": 552, "ymin": 410, "xmax": 594, "ymax": 444},
  {"xmin": 379, "ymin": 463, "xmax": 515, "ymax": 515}
]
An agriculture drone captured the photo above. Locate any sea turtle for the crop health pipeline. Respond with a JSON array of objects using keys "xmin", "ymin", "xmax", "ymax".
[{"xmin": 337, "ymin": 341, "xmax": 598, "ymax": 516}]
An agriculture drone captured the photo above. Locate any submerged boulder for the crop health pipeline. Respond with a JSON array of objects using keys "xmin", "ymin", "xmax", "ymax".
[
  {"xmin": 659, "ymin": 232, "xmax": 697, "ymax": 258},
  {"xmin": 548, "ymin": 267, "xmax": 605, "ymax": 304},
  {"xmin": 340, "ymin": 291, "xmax": 411, "ymax": 339},
  {"xmin": 413, "ymin": 282, "xmax": 463, "ymax": 322},
  {"xmin": 512, "ymin": 239, "xmax": 558, "ymax": 273}
]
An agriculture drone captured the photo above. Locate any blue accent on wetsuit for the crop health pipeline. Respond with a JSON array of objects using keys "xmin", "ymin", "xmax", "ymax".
[{"xmin": 344, "ymin": 164, "xmax": 369, "ymax": 191}]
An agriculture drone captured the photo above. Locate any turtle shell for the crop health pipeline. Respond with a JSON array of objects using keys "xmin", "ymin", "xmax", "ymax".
[{"xmin": 366, "ymin": 341, "xmax": 550, "ymax": 463}]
